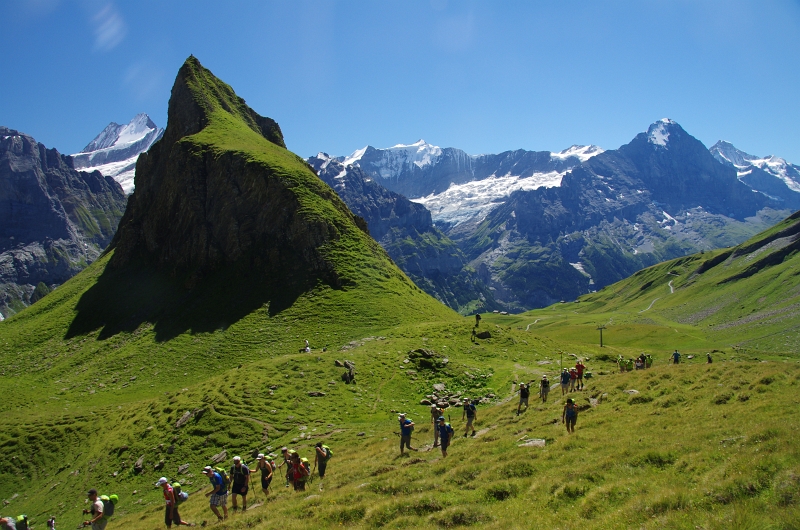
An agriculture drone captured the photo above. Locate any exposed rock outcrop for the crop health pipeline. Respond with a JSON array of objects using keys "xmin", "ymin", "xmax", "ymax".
[{"xmin": 0, "ymin": 127, "xmax": 126, "ymax": 316}]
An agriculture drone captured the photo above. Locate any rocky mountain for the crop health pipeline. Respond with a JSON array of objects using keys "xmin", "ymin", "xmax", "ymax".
[
  {"xmin": 338, "ymin": 140, "xmax": 603, "ymax": 230},
  {"xmin": 710, "ymin": 140, "xmax": 800, "ymax": 210},
  {"xmin": 459, "ymin": 119, "xmax": 787, "ymax": 309},
  {"xmin": 71, "ymin": 113, "xmax": 163, "ymax": 194},
  {"xmin": 308, "ymin": 153, "xmax": 500, "ymax": 312},
  {"xmin": 76, "ymin": 56, "xmax": 449, "ymax": 339},
  {"xmin": 0, "ymin": 126, "xmax": 126, "ymax": 318},
  {"xmin": 322, "ymin": 119, "xmax": 792, "ymax": 312}
]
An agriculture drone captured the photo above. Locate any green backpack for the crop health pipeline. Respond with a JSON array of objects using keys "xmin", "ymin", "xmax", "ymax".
[
  {"xmin": 322, "ymin": 445, "xmax": 333, "ymax": 461},
  {"xmin": 213, "ymin": 467, "xmax": 231, "ymax": 491},
  {"xmin": 99, "ymin": 495, "xmax": 118, "ymax": 518},
  {"xmin": 15, "ymin": 515, "xmax": 28, "ymax": 530}
]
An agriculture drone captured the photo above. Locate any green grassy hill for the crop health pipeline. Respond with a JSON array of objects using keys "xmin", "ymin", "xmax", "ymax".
[{"xmin": 1, "ymin": 60, "xmax": 799, "ymax": 529}]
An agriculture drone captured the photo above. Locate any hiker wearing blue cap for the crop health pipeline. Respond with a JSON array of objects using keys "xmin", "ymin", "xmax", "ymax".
[{"xmin": 437, "ymin": 416, "xmax": 454, "ymax": 457}]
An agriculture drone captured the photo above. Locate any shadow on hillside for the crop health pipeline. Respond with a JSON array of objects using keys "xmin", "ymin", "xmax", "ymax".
[{"xmin": 66, "ymin": 258, "xmax": 312, "ymax": 342}]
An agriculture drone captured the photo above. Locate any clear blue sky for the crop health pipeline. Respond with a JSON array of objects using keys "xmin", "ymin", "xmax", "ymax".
[{"xmin": 2, "ymin": 1, "xmax": 799, "ymax": 162}]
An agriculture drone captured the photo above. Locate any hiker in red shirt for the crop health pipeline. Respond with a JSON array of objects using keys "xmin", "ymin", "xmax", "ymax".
[{"xmin": 575, "ymin": 360, "xmax": 586, "ymax": 391}]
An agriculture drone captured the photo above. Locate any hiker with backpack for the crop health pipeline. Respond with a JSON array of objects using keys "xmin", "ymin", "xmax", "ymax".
[
  {"xmin": 560, "ymin": 368, "xmax": 571, "ymax": 395},
  {"xmin": 517, "ymin": 381, "xmax": 532, "ymax": 415},
  {"xmin": 82, "ymin": 489, "xmax": 107, "ymax": 530},
  {"xmin": 290, "ymin": 453, "xmax": 310, "ymax": 492},
  {"xmin": 314, "ymin": 442, "xmax": 332, "ymax": 490},
  {"xmin": 229, "ymin": 456, "xmax": 250, "ymax": 512},
  {"xmin": 462, "ymin": 398, "xmax": 477, "ymax": 437},
  {"xmin": 1, "ymin": 518, "xmax": 16, "ymax": 530},
  {"xmin": 437, "ymin": 416, "xmax": 454, "ymax": 457},
  {"xmin": 562, "ymin": 398, "xmax": 578, "ymax": 434},
  {"xmin": 430, "ymin": 403, "xmax": 444, "ymax": 447},
  {"xmin": 253, "ymin": 453, "xmax": 274, "ymax": 498},
  {"xmin": 202, "ymin": 466, "xmax": 228, "ymax": 522},
  {"xmin": 398, "ymin": 413, "xmax": 417, "ymax": 454},
  {"xmin": 156, "ymin": 478, "xmax": 191, "ymax": 528},
  {"xmin": 277, "ymin": 447, "xmax": 294, "ymax": 488},
  {"xmin": 539, "ymin": 375, "xmax": 550, "ymax": 403}
]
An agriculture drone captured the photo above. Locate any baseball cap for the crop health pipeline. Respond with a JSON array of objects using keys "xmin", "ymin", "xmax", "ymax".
[
  {"xmin": 398, "ymin": 413, "xmax": 406, "ymax": 419},
  {"xmin": 203, "ymin": 466, "xmax": 213, "ymax": 473},
  {"xmin": 281, "ymin": 446, "xmax": 288, "ymax": 452},
  {"xmin": 156, "ymin": 477, "xmax": 168, "ymax": 486},
  {"xmin": 233, "ymin": 456, "xmax": 242, "ymax": 462},
  {"xmin": 256, "ymin": 453, "xmax": 265, "ymax": 460},
  {"xmin": 438, "ymin": 416, "xmax": 445, "ymax": 421},
  {"xmin": 87, "ymin": 489, "xmax": 98, "ymax": 496}
]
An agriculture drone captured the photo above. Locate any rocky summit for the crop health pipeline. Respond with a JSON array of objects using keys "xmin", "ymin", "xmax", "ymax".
[
  {"xmin": 72, "ymin": 56, "xmax": 448, "ymax": 339},
  {"xmin": 0, "ymin": 126, "xmax": 126, "ymax": 317}
]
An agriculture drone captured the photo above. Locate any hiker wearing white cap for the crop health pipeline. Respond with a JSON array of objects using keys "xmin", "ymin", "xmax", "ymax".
[
  {"xmin": 253, "ymin": 453, "xmax": 274, "ymax": 498},
  {"xmin": 539, "ymin": 375, "xmax": 551, "ymax": 403},
  {"xmin": 229, "ymin": 456, "xmax": 250, "ymax": 512},
  {"xmin": 202, "ymin": 466, "xmax": 228, "ymax": 521},
  {"xmin": 157, "ymin": 477, "xmax": 191, "ymax": 528},
  {"xmin": 398, "ymin": 413, "xmax": 417, "ymax": 454}
]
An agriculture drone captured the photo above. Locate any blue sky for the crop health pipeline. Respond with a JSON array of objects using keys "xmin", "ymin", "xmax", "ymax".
[{"xmin": 2, "ymin": 1, "xmax": 799, "ymax": 162}]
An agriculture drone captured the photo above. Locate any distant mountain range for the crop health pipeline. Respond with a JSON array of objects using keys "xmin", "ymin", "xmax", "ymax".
[
  {"xmin": 71, "ymin": 113, "xmax": 163, "ymax": 194},
  {"xmin": 0, "ymin": 126, "xmax": 126, "ymax": 318},
  {"xmin": 311, "ymin": 119, "xmax": 799, "ymax": 312}
]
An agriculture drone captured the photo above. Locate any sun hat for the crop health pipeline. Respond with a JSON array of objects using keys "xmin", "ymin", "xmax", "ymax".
[{"xmin": 281, "ymin": 446, "xmax": 288, "ymax": 452}]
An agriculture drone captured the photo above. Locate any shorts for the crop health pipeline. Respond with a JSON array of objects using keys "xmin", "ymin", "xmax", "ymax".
[
  {"xmin": 165, "ymin": 505, "xmax": 182, "ymax": 526},
  {"xmin": 561, "ymin": 382, "xmax": 569, "ymax": 391},
  {"xmin": 466, "ymin": 417, "xmax": 474, "ymax": 427},
  {"xmin": 231, "ymin": 483, "xmax": 248, "ymax": 496},
  {"xmin": 294, "ymin": 479, "xmax": 306, "ymax": 492},
  {"xmin": 318, "ymin": 460, "xmax": 327, "ymax": 479},
  {"xmin": 540, "ymin": 387, "xmax": 550, "ymax": 395},
  {"xmin": 440, "ymin": 439, "xmax": 450, "ymax": 454},
  {"xmin": 519, "ymin": 396, "xmax": 529, "ymax": 406},
  {"xmin": 261, "ymin": 476, "xmax": 272, "ymax": 490},
  {"xmin": 400, "ymin": 434, "xmax": 412, "ymax": 451},
  {"xmin": 91, "ymin": 519, "xmax": 108, "ymax": 530},
  {"xmin": 209, "ymin": 492, "xmax": 228, "ymax": 506}
]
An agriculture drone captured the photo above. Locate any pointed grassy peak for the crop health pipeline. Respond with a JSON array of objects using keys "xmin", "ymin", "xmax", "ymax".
[{"xmin": 169, "ymin": 55, "xmax": 285, "ymax": 148}]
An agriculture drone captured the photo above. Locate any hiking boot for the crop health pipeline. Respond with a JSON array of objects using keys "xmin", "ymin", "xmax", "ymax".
[
  {"xmin": 471, "ymin": 431, "xmax": 476, "ymax": 437},
  {"xmin": 464, "ymin": 433, "xmax": 468, "ymax": 438}
]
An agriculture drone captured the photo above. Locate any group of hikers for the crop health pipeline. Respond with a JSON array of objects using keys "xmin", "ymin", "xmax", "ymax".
[
  {"xmin": 395, "ymin": 358, "xmax": 591, "ymax": 458},
  {"xmin": 199, "ymin": 444, "xmax": 332, "ymax": 522},
  {"xmin": 62, "ymin": 443, "xmax": 335, "ymax": 529},
  {"xmin": 397, "ymin": 396, "xmax": 479, "ymax": 458}
]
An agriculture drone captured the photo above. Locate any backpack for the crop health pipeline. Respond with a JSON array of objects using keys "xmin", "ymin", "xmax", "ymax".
[
  {"xmin": 299, "ymin": 458, "xmax": 311, "ymax": 481},
  {"xmin": 15, "ymin": 515, "xmax": 27, "ymax": 530},
  {"xmin": 445, "ymin": 423, "xmax": 454, "ymax": 436},
  {"xmin": 265, "ymin": 456, "xmax": 277, "ymax": 471},
  {"xmin": 541, "ymin": 379, "xmax": 550, "ymax": 389},
  {"xmin": 99, "ymin": 495, "xmax": 117, "ymax": 518},
  {"xmin": 322, "ymin": 445, "xmax": 333, "ymax": 461},
  {"xmin": 213, "ymin": 467, "xmax": 231, "ymax": 492},
  {"xmin": 172, "ymin": 483, "xmax": 188, "ymax": 505},
  {"xmin": 465, "ymin": 404, "xmax": 476, "ymax": 418}
]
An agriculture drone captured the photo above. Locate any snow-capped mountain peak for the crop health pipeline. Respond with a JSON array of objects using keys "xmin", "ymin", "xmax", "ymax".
[
  {"xmin": 551, "ymin": 145, "xmax": 604, "ymax": 162},
  {"xmin": 710, "ymin": 140, "xmax": 800, "ymax": 194},
  {"xmin": 647, "ymin": 118, "xmax": 678, "ymax": 147},
  {"xmin": 72, "ymin": 114, "xmax": 163, "ymax": 194}
]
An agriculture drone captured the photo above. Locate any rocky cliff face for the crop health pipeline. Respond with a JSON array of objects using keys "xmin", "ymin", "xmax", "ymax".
[{"xmin": 0, "ymin": 126, "xmax": 126, "ymax": 316}]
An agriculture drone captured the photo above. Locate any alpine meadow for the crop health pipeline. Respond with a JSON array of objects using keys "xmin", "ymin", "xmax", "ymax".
[{"xmin": 1, "ymin": 57, "xmax": 799, "ymax": 530}]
